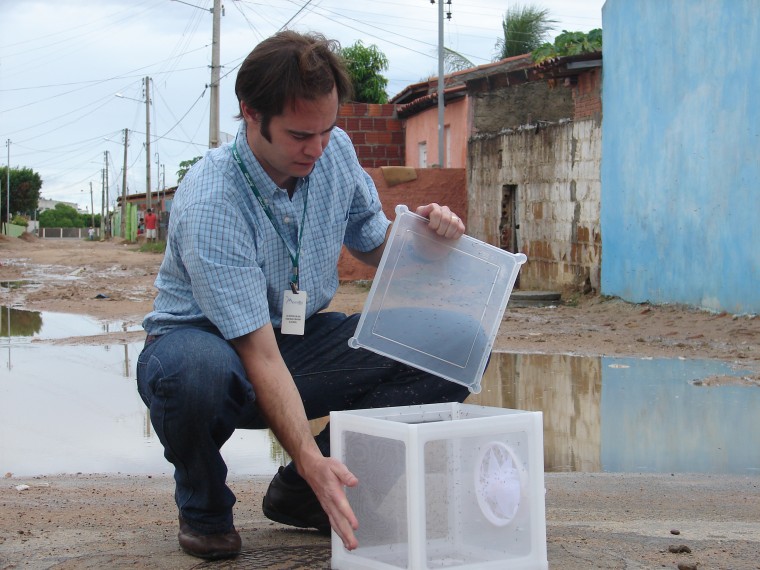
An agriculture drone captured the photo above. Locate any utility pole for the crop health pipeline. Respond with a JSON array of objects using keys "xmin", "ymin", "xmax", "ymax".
[
  {"xmin": 171, "ymin": 0, "xmax": 221, "ymax": 148},
  {"xmin": 436, "ymin": 0, "xmax": 446, "ymax": 168},
  {"xmin": 208, "ymin": 0, "xmax": 221, "ymax": 148},
  {"xmin": 89, "ymin": 181, "xmax": 95, "ymax": 229},
  {"xmin": 101, "ymin": 168, "xmax": 105, "ymax": 239},
  {"xmin": 155, "ymin": 152, "xmax": 160, "ymax": 211},
  {"xmin": 121, "ymin": 128, "xmax": 128, "ymax": 238},
  {"xmin": 104, "ymin": 150, "xmax": 110, "ymax": 237},
  {"xmin": 4, "ymin": 139, "xmax": 10, "ymax": 235},
  {"xmin": 145, "ymin": 76, "xmax": 152, "ymax": 209}
]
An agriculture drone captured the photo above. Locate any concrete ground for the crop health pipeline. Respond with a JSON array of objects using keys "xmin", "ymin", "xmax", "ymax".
[{"xmin": 1, "ymin": 472, "xmax": 758, "ymax": 569}]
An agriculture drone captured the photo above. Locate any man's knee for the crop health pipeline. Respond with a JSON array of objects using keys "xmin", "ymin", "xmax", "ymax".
[{"xmin": 140, "ymin": 329, "xmax": 252, "ymax": 412}]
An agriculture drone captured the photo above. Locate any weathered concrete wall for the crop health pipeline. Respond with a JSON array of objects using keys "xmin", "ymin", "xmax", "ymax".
[
  {"xmin": 468, "ymin": 119, "xmax": 601, "ymax": 292},
  {"xmin": 338, "ymin": 167, "xmax": 467, "ymax": 281},
  {"xmin": 472, "ymin": 81, "xmax": 574, "ymax": 134},
  {"xmin": 601, "ymin": 0, "xmax": 760, "ymax": 314}
]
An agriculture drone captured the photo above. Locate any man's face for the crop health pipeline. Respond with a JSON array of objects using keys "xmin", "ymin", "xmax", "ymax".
[{"xmin": 243, "ymin": 88, "xmax": 339, "ymax": 190}]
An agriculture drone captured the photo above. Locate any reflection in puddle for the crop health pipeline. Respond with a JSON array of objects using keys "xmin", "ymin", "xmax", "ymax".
[
  {"xmin": 0, "ymin": 304, "xmax": 142, "ymax": 340},
  {"xmin": 468, "ymin": 353, "xmax": 760, "ymax": 475},
  {"xmin": 1, "ymin": 307, "xmax": 758, "ymax": 477},
  {"xmin": 0, "ymin": 342, "xmax": 290, "ymax": 477},
  {"xmin": 1, "ymin": 304, "xmax": 42, "ymax": 337},
  {"xmin": 0, "ymin": 306, "xmax": 289, "ymax": 477},
  {"xmin": 0, "ymin": 280, "xmax": 39, "ymax": 290}
]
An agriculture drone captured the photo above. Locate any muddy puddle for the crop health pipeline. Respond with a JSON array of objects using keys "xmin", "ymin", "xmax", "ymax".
[{"xmin": 1, "ymin": 306, "xmax": 758, "ymax": 477}]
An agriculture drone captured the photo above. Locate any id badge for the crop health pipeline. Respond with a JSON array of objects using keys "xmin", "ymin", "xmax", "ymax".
[{"xmin": 281, "ymin": 290, "xmax": 307, "ymax": 335}]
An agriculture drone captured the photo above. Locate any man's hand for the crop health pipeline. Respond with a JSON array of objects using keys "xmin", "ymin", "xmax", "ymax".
[
  {"xmin": 416, "ymin": 203, "xmax": 465, "ymax": 239},
  {"xmin": 299, "ymin": 455, "xmax": 359, "ymax": 550}
]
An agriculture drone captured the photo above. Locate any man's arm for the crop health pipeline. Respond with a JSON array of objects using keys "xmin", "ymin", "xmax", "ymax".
[
  {"xmin": 230, "ymin": 325, "xmax": 359, "ymax": 550},
  {"xmin": 347, "ymin": 225, "xmax": 390, "ymax": 268}
]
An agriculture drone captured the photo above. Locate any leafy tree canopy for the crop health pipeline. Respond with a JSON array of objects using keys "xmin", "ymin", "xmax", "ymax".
[
  {"xmin": 39, "ymin": 203, "xmax": 84, "ymax": 228},
  {"xmin": 0, "ymin": 166, "xmax": 42, "ymax": 222},
  {"xmin": 340, "ymin": 41, "xmax": 390, "ymax": 104},
  {"xmin": 177, "ymin": 156, "xmax": 202, "ymax": 183},
  {"xmin": 532, "ymin": 29, "xmax": 603, "ymax": 63},
  {"xmin": 494, "ymin": 4, "xmax": 557, "ymax": 60}
]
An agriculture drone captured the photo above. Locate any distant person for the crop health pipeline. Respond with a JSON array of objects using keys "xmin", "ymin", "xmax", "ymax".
[
  {"xmin": 87, "ymin": 227, "xmax": 95, "ymax": 241},
  {"xmin": 136, "ymin": 30, "xmax": 468, "ymax": 561},
  {"xmin": 144, "ymin": 209, "xmax": 157, "ymax": 243}
]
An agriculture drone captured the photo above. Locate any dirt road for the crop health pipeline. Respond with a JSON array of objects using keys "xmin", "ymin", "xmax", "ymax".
[{"xmin": 1, "ymin": 235, "xmax": 759, "ymax": 569}]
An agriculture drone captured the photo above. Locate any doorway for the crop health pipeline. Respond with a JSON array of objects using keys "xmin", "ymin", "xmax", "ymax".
[
  {"xmin": 500, "ymin": 184, "xmax": 520, "ymax": 287},
  {"xmin": 499, "ymin": 184, "xmax": 518, "ymax": 252}
]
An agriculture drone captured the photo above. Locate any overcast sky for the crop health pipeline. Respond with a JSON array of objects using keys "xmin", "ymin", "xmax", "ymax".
[{"xmin": 0, "ymin": 0, "xmax": 604, "ymax": 212}]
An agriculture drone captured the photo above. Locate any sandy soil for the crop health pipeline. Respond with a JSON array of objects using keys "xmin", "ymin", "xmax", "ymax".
[{"xmin": 1, "ymin": 234, "xmax": 759, "ymax": 569}]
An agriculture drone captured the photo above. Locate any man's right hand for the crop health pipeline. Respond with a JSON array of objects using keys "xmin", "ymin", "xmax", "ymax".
[{"xmin": 299, "ymin": 454, "xmax": 359, "ymax": 550}]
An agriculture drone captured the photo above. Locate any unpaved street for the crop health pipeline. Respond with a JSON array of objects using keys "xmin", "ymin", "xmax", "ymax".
[{"xmin": 1, "ymin": 235, "xmax": 759, "ymax": 569}]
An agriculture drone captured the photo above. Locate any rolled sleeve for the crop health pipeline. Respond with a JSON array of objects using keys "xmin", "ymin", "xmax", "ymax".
[{"xmin": 341, "ymin": 149, "xmax": 391, "ymax": 253}]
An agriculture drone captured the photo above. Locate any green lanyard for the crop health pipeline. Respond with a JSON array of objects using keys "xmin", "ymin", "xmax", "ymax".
[{"xmin": 231, "ymin": 141, "xmax": 309, "ymax": 292}]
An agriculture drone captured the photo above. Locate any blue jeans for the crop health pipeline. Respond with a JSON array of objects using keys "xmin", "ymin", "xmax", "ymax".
[{"xmin": 136, "ymin": 312, "xmax": 469, "ymax": 534}]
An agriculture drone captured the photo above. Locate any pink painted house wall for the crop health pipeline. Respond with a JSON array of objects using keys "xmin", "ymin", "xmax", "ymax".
[{"xmin": 403, "ymin": 97, "xmax": 469, "ymax": 168}]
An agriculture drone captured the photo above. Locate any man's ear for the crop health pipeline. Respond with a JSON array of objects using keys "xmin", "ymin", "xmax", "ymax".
[{"xmin": 240, "ymin": 102, "xmax": 260, "ymax": 124}]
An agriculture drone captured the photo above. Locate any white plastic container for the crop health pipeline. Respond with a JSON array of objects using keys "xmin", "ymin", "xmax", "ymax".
[
  {"xmin": 349, "ymin": 205, "xmax": 527, "ymax": 394},
  {"xmin": 331, "ymin": 403, "xmax": 547, "ymax": 570}
]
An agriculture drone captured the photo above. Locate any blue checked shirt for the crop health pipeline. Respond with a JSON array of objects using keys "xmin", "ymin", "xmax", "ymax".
[{"xmin": 142, "ymin": 122, "xmax": 390, "ymax": 338}]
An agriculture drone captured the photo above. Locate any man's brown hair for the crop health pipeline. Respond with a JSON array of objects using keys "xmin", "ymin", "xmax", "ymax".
[{"xmin": 234, "ymin": 30, "xmax": 353, "ymax": 140}]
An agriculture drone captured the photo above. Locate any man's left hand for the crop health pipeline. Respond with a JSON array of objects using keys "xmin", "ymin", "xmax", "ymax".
[{"xmin": 416, "ymin": 203, "xmax": 465, "ymax": 239}]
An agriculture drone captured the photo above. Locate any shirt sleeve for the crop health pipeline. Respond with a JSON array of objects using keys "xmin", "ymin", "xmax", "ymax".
[{"xmin": 342, "ymin": 145, "xmax": 391, "ymax": 253}]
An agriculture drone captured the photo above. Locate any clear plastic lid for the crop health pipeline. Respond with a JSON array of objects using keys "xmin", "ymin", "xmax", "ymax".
[{"xmin": 349, "ymin": 205, "xmax": 527, "ymax": 393}]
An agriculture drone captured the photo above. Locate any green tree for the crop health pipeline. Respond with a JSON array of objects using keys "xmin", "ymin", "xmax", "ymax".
[
  {"xmin": 340, "ymin": 41, "xmax": 389, "ymax": 104},
  {"xmin": 532, "ymin": 29, "xmax": 603, "ymax": 63},
  {"xmin": 0, "ymin": 166, "xmax": 42, "ymax": 223},
  {"xmin": 177, "ymin": 156, "xmax": 202, "ymax": 183},
  {"xmin": 494, "ymin": 4, "xmax": 557, "ymax": 60},
  {"xmin": 39, "ymin": 203, "xmax": 83, "ymax": 228},
  {"xmin": 79, "ymin": 213, "xmax": 101, "ymax": 228}
]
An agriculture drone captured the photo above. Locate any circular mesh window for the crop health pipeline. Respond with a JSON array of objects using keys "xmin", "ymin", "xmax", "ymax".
[{"xmin": 473, "ymin": 441, "xmax": 522, "ymax": 526}]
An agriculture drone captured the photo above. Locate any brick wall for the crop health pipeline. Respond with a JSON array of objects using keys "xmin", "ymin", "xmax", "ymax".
[
  {"xmin": 338, "ymin": 167, "xmax": 467, "ymax": 281},
  {"xmin": 573, "ymin": 68, "xmax": 602, "ymax": 120},
  {"xmin": 337, "ymin": 103, "xmax": 405, "ymax": 168}
]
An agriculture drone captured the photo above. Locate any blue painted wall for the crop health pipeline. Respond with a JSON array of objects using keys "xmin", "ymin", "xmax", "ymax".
[{"xmin": 601, "ymin": 0, "xmax": 760, "ymax": 314}]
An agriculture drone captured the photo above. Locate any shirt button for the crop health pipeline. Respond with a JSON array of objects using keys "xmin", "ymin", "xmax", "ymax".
[{"xmin": 283, "ymin": 216, "xmax": 291, "ymax": 224}]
